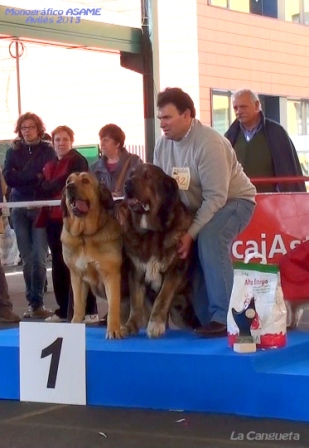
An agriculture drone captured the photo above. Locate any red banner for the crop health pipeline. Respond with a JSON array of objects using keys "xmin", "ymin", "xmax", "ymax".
[{"xmin": 232, "ymin": 193, "xmax": 309, "ymax": 264}]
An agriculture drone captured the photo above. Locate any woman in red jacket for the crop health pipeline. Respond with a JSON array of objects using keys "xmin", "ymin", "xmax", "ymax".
[{"xmin": 38, "ymin": 125, "xmax": 98, "ymax": 322}]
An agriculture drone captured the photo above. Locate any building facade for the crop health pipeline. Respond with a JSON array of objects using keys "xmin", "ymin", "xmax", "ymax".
[{"xmin": 157, "ymin": 0, "xmax": 309, "ymax": 171}]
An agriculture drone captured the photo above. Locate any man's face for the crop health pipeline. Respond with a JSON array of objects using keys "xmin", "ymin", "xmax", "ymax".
[
  {"xmin": 157, "ymin": 104, "xmax": 192, "ymax": 141},
  {"xmin": 20, "ymin": 119, "xmax": 39, "ymax": 144},
  {"xmin": 232, "ymin": 94, "xmax": 260, "ymax": 128}
]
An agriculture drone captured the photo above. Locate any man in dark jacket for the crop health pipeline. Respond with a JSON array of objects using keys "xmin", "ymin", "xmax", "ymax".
[
  {"xmin": 3, "ymin": 112, "xmax": 56, "ymax": 318},
  {"xmin": 225, "ymin": 89, "xmax": 306, "ymax": 193}
]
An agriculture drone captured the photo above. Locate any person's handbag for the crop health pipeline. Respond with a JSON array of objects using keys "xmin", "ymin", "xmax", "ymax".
[
  {"xmin": 227, "ymin": 253, "xmax": 287, "ymax": 349},
  {"xmin": 112, "ymin": 157, "xmax": 132, "ymax": 197}
]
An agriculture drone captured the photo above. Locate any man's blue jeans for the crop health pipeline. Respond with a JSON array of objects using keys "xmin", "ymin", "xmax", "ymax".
[
  {"xmin": 11, "ymin": 207, "xmax": 48, "ymax": 309},
  {"xmin": 191, "ymin": 198, "xmax": 255, "ymax": 326}
]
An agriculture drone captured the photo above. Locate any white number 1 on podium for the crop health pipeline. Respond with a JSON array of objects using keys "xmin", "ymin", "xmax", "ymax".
[{"xmin": 20, "ymin": 322, "xmax": 86, "ymax": 405}]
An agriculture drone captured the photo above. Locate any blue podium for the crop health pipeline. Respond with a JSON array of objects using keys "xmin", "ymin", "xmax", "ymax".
[{"xmin": 1, "ymin": 327, "xmax": 309, "ymax": 422}]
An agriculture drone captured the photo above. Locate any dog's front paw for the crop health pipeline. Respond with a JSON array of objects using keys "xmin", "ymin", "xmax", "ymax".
[
  {"xmin": 122, "ymin": 316, "xmax": 141, "ymax": 336},
  {"xmin": 122, "ymin": 323, "xmax": 139, "ymax": 336},
  {"xmin": 120, "ymin": 325, "xmax": 129, "ymax": 337},
  {"xmin": 147, "ymin": 321, "xmax": 166, "ymax": 338},
  {"xmin": 106, "ymin": 323, "xmax": 122, "ymax": 339}
]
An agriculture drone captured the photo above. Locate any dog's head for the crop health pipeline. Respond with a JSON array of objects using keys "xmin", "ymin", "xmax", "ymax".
[
  {"xmin": 61, "ymin": 172, "xmax": 115, "ymax": 235},
  {"xmin": 124, "ymin": 164, "xmax": 179, "ymax": 230}
]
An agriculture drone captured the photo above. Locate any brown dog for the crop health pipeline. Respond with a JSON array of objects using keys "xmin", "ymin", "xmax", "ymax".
[
  {"xmin": 61, "ymin": 172, "xmax": 122, "ymax": 339},
  {"xmin": 119, "ymin": 164, "xmax": 200, "ymax": 338}
]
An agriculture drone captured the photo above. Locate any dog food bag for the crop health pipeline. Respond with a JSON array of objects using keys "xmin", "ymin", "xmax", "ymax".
[{"xmin": 227, "ymin": 257, "xmax": 287, "ymax": 350}]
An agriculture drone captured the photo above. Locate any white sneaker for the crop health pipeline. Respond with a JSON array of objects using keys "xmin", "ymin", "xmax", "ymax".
[
  {"xmin": 83, "ymin": 314, "xmax": 99, "ymax": 324},
  {"xmin": 45, "ymin": 314, "xmax": 66, "ymax": 323}
]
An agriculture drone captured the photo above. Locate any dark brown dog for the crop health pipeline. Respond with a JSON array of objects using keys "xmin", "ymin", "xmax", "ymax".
[
  {"xmin": 61, "ymin": 172, "xmax": 122, "ymax": 339},
  {"xmin": 119, "ymin": 163, "xmax": 199, "ymax": 338}
]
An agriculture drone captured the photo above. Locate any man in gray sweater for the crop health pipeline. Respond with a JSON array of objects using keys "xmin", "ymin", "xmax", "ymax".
[{"xmin": 153, "ymin": 87, "xmax": 256, "ymax": 337}]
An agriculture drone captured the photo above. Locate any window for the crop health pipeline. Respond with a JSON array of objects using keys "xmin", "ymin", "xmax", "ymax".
[
  {"xmin": 209, "ymin": 0, "xmax": 228, "ymax": 6},
  {"xmin": 305, "ymin": 0, "xmax": 309, "ymax": 24},
  {"xmin": 208, "ymin": 0, "xmax": 277, "ymax": 18},
  {"xmin": 285, "ymin": 1, "xmax": 301, "ymax": 22},
  {"xmin": 209, "ymin": 0, "xmax": 309, "ymax": 22},
  {"xmin": 306, "ymin": 102, "xmax": 309, "ymax": 131},
  {"xmin": 211, "ymin": 90, "xmax": 282, "ymax": 133},
  {"xmin": 285, "ymin": 0, "xmax": 309, "ymax": 24},
  {"xmin": 211, "ymin": 91, "xmax": 309, "ymax": 178},
  {"xmin": 249, "ymin": 0, "xmax": 277, "ymax": 18},
  {"xmin": 287, "ymin": 100, "xmax": 309, "ymax": 177},
  {"xmin": 287, "ymin": 100, "xmax": 308, "ymax": 135},
  {"xmin": 229, "ymin": 0, "xmax": 250, "ymax": 13},
  {"xmin": 212, "ymin": 92, "xmax": 231, "ymax": 135},
  {"xmin": 297, "ymin": 152, "xmax": 309, "ymax": 176}
]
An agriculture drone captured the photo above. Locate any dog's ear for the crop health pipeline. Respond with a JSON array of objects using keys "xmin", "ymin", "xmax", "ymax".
[
  {"xmin": 162, "ymin": 175, "xmax": 179, "ymax": 208},
  {"xmin": 99, "ymin": 183, "xmax": 114, "ymax": 213},
  {"xmin": 61, "ymin": 190, "xmax": 69, "ymax": 217},
  {"xmin": 157, "ymin": 175, "xmax": 179, "ymax": 229},
  {"xmin": 114, "ymin": 201, "xmax": 129, "ymax": 227}
]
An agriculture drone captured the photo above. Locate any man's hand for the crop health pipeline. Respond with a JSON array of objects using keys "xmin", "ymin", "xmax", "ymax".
[{"xmin": 178, "ymin": 233, "xmax": 194, "ymax": 259}]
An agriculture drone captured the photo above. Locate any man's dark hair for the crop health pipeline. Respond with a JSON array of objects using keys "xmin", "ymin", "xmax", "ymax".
[
  {"xmin": 157, "ymin": 88, "xmax": 196, "ymax": 118},
  {"xmin": 15, "ymin": 112, "xmax": 46, "ymax": 139}
]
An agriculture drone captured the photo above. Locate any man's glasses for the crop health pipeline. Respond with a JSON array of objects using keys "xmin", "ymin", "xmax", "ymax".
[{"xmin": 21, "ymin": 126, "xmax": 36, "ymax": 131}]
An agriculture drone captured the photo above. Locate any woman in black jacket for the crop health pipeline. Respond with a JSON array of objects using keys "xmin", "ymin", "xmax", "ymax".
[{"xmin": 3, "ymin": 112, "xmax": 55, "ymax": 319}]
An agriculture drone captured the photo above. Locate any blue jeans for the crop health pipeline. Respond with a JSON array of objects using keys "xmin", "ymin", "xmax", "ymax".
[
  {"xmin": 191, "ymin": 199, "xmax": 255, "ymax": 326},
  {"xmin": 11, "ymin": 208, "xmax": 48, "ymax": 309}
]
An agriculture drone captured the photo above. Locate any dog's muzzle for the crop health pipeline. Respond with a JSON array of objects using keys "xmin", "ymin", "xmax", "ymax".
[
  {"xmin": 66, "ymin": 183, "xmax": 89, "ymax": 216},
  {"xmin": 124, "ymin": 180, "xmax": 150, "ymax": 214}
]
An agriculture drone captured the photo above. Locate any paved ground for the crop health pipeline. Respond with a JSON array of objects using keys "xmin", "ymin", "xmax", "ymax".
[{"xmin": 1, "ymin": 265, "xmax": 309, "ymax": 448}]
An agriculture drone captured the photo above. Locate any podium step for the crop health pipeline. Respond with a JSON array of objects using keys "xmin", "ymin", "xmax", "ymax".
[{"xmin": 1, "ymin": 327, "xmax": 309, "ymax": 422}]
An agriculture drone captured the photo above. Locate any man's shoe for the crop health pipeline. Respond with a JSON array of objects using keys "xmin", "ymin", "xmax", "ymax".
[
  {"xmin": 0, "ymin": 308, "xmax": 21, "ymax": 323},
  {"xmin": 32, "ymin": 306, "xmax": 53, "ymax": 319},
  {"xmin": 23, "ymin": 306, "xmax": 32, "ymax": 318},
  {"xmin": 24, "ymin": 306, "xmax": 53, "ymax": 319},
  {"xmin": 45, "ymin": 314, "xmax": 66, "ymax": 322},
  {"xmin": 195, "ymin": 321, "xmax": 227, "ymax": 337},
  {"xmin": 83, "ymin": 314, "xmax": 99, "ymax": 324}
]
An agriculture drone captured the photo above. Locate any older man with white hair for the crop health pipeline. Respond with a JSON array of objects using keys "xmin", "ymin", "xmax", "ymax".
[{"xmin": 225, "ymin": 89, "xmax": 305, "ymax": 193}]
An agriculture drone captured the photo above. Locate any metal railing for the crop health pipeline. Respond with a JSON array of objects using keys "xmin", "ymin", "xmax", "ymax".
[{"xmin": 250, "ymin": 175, "xmax": 309, "ymax": 185}]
